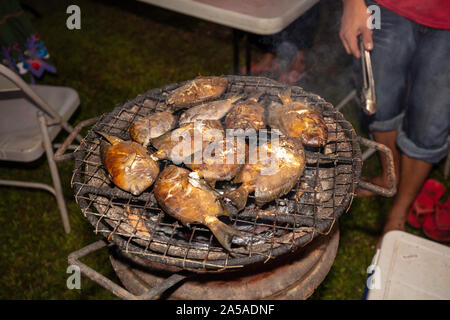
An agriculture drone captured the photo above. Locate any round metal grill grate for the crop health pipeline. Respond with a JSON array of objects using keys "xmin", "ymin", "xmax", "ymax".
[{"xmin": 71, "ymin": 75, "xmax": 362, "ymax": 272}]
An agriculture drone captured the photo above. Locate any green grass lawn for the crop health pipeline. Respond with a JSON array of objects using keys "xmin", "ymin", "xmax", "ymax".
[{"xmin": 0, "ymin": 0, "xmax": 448, "ymax": 299}]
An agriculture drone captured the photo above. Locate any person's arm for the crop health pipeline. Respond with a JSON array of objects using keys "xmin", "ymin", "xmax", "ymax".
[{"xmin": 339, "ymin": 0, "xmax": 373, "ymax": 58}]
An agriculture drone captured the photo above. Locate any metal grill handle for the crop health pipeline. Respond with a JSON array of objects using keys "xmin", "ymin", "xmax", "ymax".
[
  {"xmin": 357, "ymin": 137, "xmax": 397, "ymax": 197},
  {"xmin": 68, "ymin": 240, "xmax": 187, "ymax": 300},
  {"xmin": 54, "ymin": 116, "xmax": 101, "ymax": 162}
]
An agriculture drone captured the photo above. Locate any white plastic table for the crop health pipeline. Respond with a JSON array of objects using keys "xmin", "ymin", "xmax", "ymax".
[
  {"xmin": 137, "ymin": 0, "xmax": 320, "ymax": 73},
  {"xmin": 138, "ymin": 0, "xmax": 319, "ymax": 35}
]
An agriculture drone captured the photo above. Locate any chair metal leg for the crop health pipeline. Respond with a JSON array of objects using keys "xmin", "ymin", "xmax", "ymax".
[
  {"xmin": 335, "ymin": 90, "xmax": 377, "ymax": 162},
  {"xmin": 233, "ymin": 29, "xmax": 240, "ymax": 75},
  {"xmin": 335, "ymin": 89, "xmax": 357, "ymax": 111},
  {"xmin": 53, "ymin": 143, "xmax": 78, "ymax": 151},
  {"xmin": 362, "ymin": 147, "xmax": 377, "ymax": 161},
  {"xmin": 38, "ymin": 112, "xmax": 71, "ymax": 234},
  {"xmin": 0, "ymin": 180, "xmax": 56, "ymax": 196}
]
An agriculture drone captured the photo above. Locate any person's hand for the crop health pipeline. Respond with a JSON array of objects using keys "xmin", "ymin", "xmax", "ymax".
[{"xmin": 339, "ymin": 0, "xmax": 373, "ymax": 58}]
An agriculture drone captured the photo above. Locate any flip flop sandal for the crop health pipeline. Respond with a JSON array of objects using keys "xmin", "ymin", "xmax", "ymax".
[
  {"xmin": 422, "ymin": 213, "xmax": 450, "ymax": 243},
  {"xmin": 408, "ymin": 192, "xmax": 435, "ymax": 228},
  {"xmin": 435, "ymin": 197, "xmax": 450, "ymax": 231},
  {"xmin": 407, "ymin": 179, "xmax": 446, "ymax": 229}
]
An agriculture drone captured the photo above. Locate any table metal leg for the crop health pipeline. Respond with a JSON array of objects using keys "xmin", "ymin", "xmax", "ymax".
[
  {"xmin": 245, "ymin": 33, "xmax": 251, "ymax": 75},
  {"xmin": 233, "ymin": 29, "xmax": 252, "ymax": 75},
  {"xmin": 233, "ymin": 29, "xmax": 240, "ymax": 75}
]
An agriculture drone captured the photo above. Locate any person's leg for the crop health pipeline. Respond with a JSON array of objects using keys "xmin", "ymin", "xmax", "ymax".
[
  {"xmin": 356, "ymin": 1, "xmax": 417, "ymax": 197},
  {"xmin": 278, "ymin": 50, "xmax": 306, "ymax": 84},
  {"xmin": 244, "ymin": 3, "xmax": 320, "ymax": 77},
  {"xmin": 277, "ymin": 3, "xmax": 320, "ymax": 84},
  {"xmin": 240, "ymin": 50, "xmax": 279, "ymax": 75},
  {"xmin": 243, "ymin": 32, "xmax": 280, "ymax": 75},
  {"xmin": 380, "ymin": 26, "xmax": 450, "ymax": 242},
  {"xmin": 397, "ymin": 26, "xmax": 450, "ymax": 165}
]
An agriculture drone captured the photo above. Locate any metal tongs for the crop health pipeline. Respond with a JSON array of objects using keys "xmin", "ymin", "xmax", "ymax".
[{"xmin": 359, "ymin": 36, "xmax": 376, "ymax": 115}]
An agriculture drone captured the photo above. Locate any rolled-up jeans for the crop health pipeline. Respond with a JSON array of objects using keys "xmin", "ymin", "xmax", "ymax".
[{"xmin": 365, "ymin": 0, "xmax": 450, "ymax": 163}]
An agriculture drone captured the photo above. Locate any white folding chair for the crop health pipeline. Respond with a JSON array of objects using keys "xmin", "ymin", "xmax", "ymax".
[{"xmin": 0, "ymin": 64, "xmax": 81, "ymax": 233}]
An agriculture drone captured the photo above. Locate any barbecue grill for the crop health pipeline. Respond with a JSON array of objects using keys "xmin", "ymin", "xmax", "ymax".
[{"xmin": 57, "ymin": 75, "xmax": 396, "ymax": 299}]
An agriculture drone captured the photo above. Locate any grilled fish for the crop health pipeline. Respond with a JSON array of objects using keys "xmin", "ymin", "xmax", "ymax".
[
  {"xmin": 154, "ymin": 165, "xmax": 244, "ymax": 253},
  {"xmin": 225, "ymin": 137, "xmax": 306, "ymax": 211},
  {"xmin": 178, "ymin": 94, "xmax": 242, "ymax": 125},
  {"xmin": 224, "ymin": 93, "xmax": 266, "ymax": 132},
  {"xmin": 98, "ymin": 132, "xmax": 160, "ymax": 196},
  {"xmin": 151, "ymin": 120, "xmax": 224, "ymax": 164},
  {"xmin": 166, "ymin": 76, "xmax": 228, "ymax": 110},
  {"xmin": 267, "ymin": 88, "xmax": 328, "ymax": 147},
  {"xmin": 186, "ymin": 136, "xmax": 248, "ymax": 187},
  {"xmin": 129, "ymin": 111, "xmax": 177, "ymax": 147}
]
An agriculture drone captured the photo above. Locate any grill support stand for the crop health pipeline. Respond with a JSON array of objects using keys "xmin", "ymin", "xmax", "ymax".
[
  {"xmin": 69, "ymin": 225, "xmax": 340, "ymax": 300},
  {"xmin": 68, "ymin": 240, "xmax": 188, "ymax": 300}
]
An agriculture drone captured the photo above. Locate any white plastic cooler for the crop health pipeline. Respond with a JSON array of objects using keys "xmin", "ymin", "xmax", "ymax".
[{"xmin": 366, "ymin": 231, "xmax": 450, "ymax": 300}]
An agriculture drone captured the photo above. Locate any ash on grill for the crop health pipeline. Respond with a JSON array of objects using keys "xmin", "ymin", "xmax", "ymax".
[{"xmin": 72, "ymin": 76, "xmax": 361, "ymax": 271}]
